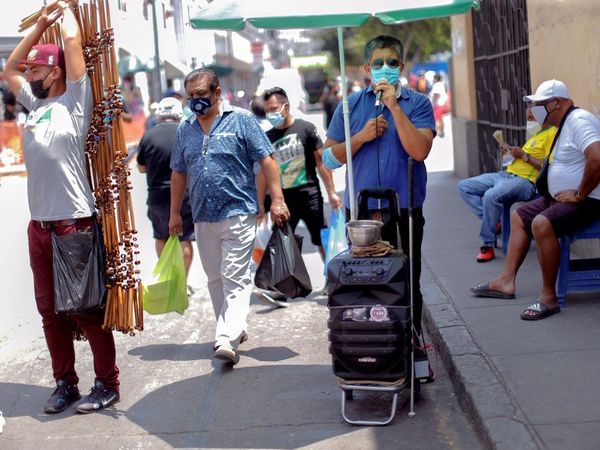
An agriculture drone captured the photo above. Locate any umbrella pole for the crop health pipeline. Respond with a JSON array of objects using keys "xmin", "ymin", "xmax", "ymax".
[{"xmin": 337, "ymin": 26, "xmax": 356, "ymax": 220}]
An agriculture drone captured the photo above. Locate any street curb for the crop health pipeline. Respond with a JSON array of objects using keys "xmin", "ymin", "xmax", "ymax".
[{"xmin": 420, "ymin": 260, "xmax": 542, "ymax": 450}]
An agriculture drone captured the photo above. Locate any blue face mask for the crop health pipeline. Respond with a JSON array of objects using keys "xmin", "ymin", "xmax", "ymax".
[
  {"xmin": 187, "ymin": 96, "xmax": 213, "ymax": 116},
  {"xmin": 266, "ymin": 112, "xmax": 284, "ymax": 128},
  {"xmin": 370, "ymin": 65, "xmax": 400, "ymax": 86},
  {"xmin": 266, "ymin": 106, "xmax": 286, "ymax": 128}
]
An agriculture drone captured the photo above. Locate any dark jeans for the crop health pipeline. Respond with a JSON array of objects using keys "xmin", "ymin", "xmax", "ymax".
[
  {"xmin": 346, "ymin": 207, "xmax": 425, "ymax": 334},
  {"xmin": 265, "ymin": 184, "xmax": 326, "ymax": 246},
  {"xmin": 28, "ymin": 218, "xmax": 119, "ymax": 391}
]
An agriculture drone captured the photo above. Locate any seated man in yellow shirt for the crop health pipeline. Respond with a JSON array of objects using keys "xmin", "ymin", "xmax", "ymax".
[{"xmin": 458, "ymin": 108, "xmax": 556, "ymax": 262}]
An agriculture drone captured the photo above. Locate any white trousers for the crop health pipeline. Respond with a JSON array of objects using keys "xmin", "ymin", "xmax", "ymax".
[{"xmin": 195, "ymin": 215, "xmax": 256, "ymax": 349}]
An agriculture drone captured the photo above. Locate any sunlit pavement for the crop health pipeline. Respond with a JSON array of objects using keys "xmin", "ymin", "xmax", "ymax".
[{"xmin": 0, "ymin": 112, "xmax": 483, "ymax": 450}]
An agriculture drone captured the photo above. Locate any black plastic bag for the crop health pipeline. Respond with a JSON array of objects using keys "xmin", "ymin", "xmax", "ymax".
[
  {"xmin": 535, "ymin": 159, "xmax": 551, "ymax": 198},
  {"xmin": 255, "ymin": 223, "xmax": 312, "ymax": 298},
  {"xmin": 52, "ymin": 221, "xmax": 106, "ymax": 314}
]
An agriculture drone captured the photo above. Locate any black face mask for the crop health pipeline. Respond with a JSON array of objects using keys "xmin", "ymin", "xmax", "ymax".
[
  {"xmin": 29, "ymin": 70, "xmax": 54, "ymax": 100},
  {"xmin": 187, "ymin": 96, "xmax": 214, "ymax": 116}
]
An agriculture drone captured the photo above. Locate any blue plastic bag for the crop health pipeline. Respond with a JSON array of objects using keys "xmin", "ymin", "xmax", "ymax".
[{"xmin": 323, "ymin": 209, "xmax": 348, "ymax": 275}]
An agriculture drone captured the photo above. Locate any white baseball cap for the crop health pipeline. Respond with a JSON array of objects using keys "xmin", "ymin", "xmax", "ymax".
[
  {"xmin": 523, "ymin": 79, "xmax": 571, "ymax": 103},
  {"xmin": 157, "ymin": 97, "xmax": 183, "ymax": 118}
]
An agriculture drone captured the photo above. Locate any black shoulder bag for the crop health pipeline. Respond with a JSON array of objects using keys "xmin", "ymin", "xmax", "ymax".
[{"xmin": 535, "ymin": 106, "xmax": 577, "ymax": 198}]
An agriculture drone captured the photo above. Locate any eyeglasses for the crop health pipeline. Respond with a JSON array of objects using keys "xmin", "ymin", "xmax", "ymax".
[{"xmin": 369, "ymin": 58, "xmax": 400, "ymax": 69}]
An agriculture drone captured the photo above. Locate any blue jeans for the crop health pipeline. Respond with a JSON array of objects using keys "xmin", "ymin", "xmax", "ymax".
[{"xmin": 458, "ymin": 171, "xmax": 536, "ymax": 246}]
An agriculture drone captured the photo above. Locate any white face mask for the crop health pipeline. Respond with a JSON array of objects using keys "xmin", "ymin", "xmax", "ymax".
[
  {"xmin": 526, "ymin": 120, "xmax": 542, "ymax": 138},
  {"xmin": 531, "ymin": 105, "xmax": 548, "ymax": 126}
]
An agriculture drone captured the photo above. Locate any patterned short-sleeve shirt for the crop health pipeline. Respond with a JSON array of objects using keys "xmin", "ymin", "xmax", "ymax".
[{"xmin": 170, "ymin": 102, "xmax": 273, "ymax": 222}]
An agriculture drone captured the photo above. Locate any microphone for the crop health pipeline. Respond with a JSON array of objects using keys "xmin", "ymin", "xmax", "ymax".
[{"xmin": 375, "ymin": 90, "xmax": 383, "ymax": 107}]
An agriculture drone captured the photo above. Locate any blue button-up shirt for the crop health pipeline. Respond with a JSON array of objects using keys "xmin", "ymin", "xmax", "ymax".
[
  {"xmin": 327, "ymin": 85, "xmax": 435, "ymax": 208},
  {"xmin": 170, "ymin": 102, "xmax": 273, "ymax": 222}
]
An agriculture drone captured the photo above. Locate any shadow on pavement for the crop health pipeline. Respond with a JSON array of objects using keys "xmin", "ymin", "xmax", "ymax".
[
  {"xmin": 126, "ymin": 363, "xmax": 404, "ymax": 449},
  {"xmin": 128, "ymin": 343, "xmax": 298, "ymax": 363}
]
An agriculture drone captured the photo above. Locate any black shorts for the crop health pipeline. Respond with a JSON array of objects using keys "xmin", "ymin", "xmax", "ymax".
[
  {"xmin": 516, "ymin": 196, "xmax": 600, "ymax": 238},
  {"xmin": 147, "ymin": 190, "xmax": 195, "ymax": 241},
  {"xmin": 266, "ymin": 184, "xmax": 326, "ymax": 246}
]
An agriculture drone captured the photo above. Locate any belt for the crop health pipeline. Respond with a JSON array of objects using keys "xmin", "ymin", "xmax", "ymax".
[{"xmin": 35, "ymin": 217, "xmax": 92, "ymax": 229}]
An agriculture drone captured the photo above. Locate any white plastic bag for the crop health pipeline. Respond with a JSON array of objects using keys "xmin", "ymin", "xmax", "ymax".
[{"xmin": 252, "ymin": 215, "xmax": 273, "ymax": 265}]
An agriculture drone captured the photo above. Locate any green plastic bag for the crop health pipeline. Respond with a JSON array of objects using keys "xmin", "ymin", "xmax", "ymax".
[{"xmin": 143, "ymin": 235, "xmax": 188, "ymax": 315}]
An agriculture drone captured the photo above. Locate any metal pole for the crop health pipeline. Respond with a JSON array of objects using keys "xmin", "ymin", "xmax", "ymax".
[
  {"xmin": 407, "ymin": 156, "xmax": 416, "ymax": 418},
  {"xmin": 337, "ymin": 26, "xmax": 356, "ymax": 220},
  {"xmin": 150, "ymin": 0, "xmax": 162, "ymax": 102}
]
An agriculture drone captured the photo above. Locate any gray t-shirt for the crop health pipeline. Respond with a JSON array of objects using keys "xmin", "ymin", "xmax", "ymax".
[{"xmin": 18, "ymin": 75, "xmax": 95, "ymax": 221}]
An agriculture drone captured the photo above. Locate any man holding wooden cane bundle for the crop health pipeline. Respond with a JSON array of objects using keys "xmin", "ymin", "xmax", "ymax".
[{"xmin": 3, "ymin": 1, "xmax": 119, "ymax": 414}]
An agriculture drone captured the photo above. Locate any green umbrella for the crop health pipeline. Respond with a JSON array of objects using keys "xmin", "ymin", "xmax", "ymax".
[{"xmin": 191, "ymin": 0, "xmax": 480, "ymax": 219}]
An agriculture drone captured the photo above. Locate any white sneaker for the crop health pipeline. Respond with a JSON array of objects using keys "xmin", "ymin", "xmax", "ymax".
[{"xmin": 213, "ymin": 345, "xmax": 239, "ymax": 365}]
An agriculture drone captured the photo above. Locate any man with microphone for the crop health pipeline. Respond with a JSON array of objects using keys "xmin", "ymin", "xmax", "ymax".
[{"xmin": 321, "ymin": 35, "xmax": 435, "ymax": 336}]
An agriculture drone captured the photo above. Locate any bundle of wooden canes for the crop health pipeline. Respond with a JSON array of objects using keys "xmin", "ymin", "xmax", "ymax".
[{"xmin": 20, "ymin": 0, "xmax": 143, "ymax": 335}]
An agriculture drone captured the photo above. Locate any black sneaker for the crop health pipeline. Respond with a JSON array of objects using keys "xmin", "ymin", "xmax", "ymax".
[
  {"xmin": 44, "ymin": 379, "xmax": 81, "ymax": 414},
  {"xmin": 75, "ymin": 379, "xmax": 119, "ymax": 414}
]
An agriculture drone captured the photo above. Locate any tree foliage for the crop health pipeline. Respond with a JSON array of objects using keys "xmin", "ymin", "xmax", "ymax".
[{"xmin": 316, "ymin": 17, "xmax": 451, "ymax": 69}]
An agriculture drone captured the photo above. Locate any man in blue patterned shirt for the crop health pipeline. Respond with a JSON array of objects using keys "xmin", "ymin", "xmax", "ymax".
[{"xmin": 169, "ymin": 68, "xmax": 289, "ymax": 365}]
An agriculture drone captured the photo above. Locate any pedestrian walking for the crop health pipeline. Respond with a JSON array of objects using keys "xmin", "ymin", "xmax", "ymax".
[
  {"xmin": 169, "ymin": 68, "xmax": 289, "ymax": 365},
  {"xmin": 429, "ymin": 73, "xmax": 448, "ymax": 137},
  {"xmin": 322, "ymin": 34, "xmax": 436, "ymax": 336},
  {"xmin": 255, "ymin": 86, "xmax": 341, "ymax": 307},
  {"xmin": 137, "ymin": 97, "xmax": 195, "ymax": 281},
  {"xmin": 3, "ymin": 2, "xmax": 120, "ymax": 414},
  {"xmin": 321, "ymin": 81, "xmax": 341, "ymax": 130},
  {"xmin": 143, "ymin": 101, "xmax": 159, "ymax": 131}
]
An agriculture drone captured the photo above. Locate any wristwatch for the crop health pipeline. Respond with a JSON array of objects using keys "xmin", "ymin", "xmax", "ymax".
[
  {"xmin": 522, "ymin": 153, "xmax": 530, "ymax": 163},
  {"xmin": 575, "ymin": 189, "xmax": 583, "ymax": 202}
]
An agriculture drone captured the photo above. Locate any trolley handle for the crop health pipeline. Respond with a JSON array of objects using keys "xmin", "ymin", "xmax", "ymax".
[
  {"xmin": 357, "ymin": 186, "xmax": 397, "ymax": 200},
  {"xmin": 407, "ymin": 157, "xmax": 414, "ymax": 213}
]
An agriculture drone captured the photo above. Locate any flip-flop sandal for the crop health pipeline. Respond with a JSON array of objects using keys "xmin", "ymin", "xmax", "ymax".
[
  {"xmin": 470, "ymin": 283, "xmax": 515, "ymax": 299},
  {"xmin": 520, "ymin": 302, "xmax": 561, "ymax": 321}
]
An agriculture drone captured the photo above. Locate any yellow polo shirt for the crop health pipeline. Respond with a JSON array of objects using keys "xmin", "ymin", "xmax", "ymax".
[{"xmin": 506, "ymin": 126, "xmax": 557, "ymax": 182}]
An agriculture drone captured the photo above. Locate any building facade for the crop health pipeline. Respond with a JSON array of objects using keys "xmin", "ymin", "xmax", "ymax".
[{"xmin": 451, "ymin": 0, "xmax": 600, "ymax": 179}]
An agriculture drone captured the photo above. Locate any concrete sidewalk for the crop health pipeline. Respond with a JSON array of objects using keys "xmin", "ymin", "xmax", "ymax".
[{"xmin": 421, "ymin": 171, "xmax": 600, "ymax": 450}]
